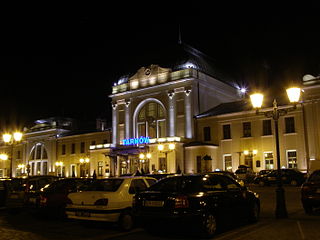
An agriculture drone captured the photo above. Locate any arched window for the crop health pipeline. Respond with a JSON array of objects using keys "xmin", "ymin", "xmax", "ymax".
[
  {"xmin": 137, "ymin": 102, "xmax": 166, "ymax": 138},
  {"xmin": 29, "ymin": 143, "xmax": 48, "ymax": 175}
]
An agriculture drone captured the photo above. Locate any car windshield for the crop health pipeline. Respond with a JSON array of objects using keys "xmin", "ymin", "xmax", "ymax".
[
  {"xmin": 80, "ymin": 179, "xmax": 124, "ymax": 192},
  {"xmin": 235, "ymin": 169, "xmax": 247, "ymax": 174},
  {"xmin": 309, "ymin": 171, "xmax": 320, "ymax": 182},
  {"xmin": 148, "ymin": 176, "xmax": 226, "ymax": 193}
]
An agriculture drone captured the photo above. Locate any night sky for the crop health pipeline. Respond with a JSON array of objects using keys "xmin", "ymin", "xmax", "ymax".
[{"xmin": 1, "ymin": 3, "xmax": 320, "ymax": 130}]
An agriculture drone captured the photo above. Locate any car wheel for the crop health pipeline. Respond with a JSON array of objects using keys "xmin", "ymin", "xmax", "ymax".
[
  {"xmin": 249, "ymin": 201, "xmax": 260, "ymax": 223},
  {"xmin": 303, "ymin": 203, "xmax": 313, "ymax": 215},
  {"xmin": 290, "ymin": 180, "xmax": 298, "ymax": 186},
  {"xmin": 201, "ymin": 213, "xmax": 217, "ymax": 238},
  {"xmin": 119, "ymin": 211, "xmax": 134, "ymax": 231}
]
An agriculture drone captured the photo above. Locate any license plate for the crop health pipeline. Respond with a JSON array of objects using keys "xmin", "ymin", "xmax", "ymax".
[
  {"xmin": 75, "ymin": 211, "xmax": 91, "ymax": 217},
  {"xmin": 144, "ymin": 200, "xmax": 164, "ymax": 207}
]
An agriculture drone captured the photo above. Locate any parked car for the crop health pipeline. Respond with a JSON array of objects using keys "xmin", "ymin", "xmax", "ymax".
[
  {"xmin": 145, "ymin": 173, "xmax": 175, "ymax": 181},
  {"xmin": 39, "ymin": 178, "xmax": 94, "ymax": 218},
  {"xmin": 6, "ymin": 176, "xmax": 60, "ymax": 210},
  {"xmin": 235, "ymin": 166, "xmax": 256, "ymax": 183},
  {"xmin": 301, "ymin": 169, "xmax": 320, "ymax": 214},
  {"xmin": 65, "ymin": 176, "xmax": 157, "ymax": 231},
  {"xmin": 0, "ymin": 178, "xmax": 11, "ymax": 208},
  {"xmin": 133, "ymin": 174, "xmax": 260, "ymax": 238},
  {"xmin": 254, "ymin": 169, "xmax": 305, "ymax": 186}
]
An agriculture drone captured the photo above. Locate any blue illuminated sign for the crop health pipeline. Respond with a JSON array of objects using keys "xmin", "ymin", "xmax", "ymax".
[{"xmin": 122, "ymin": 137, "xmax": 150, "ymax": 145}]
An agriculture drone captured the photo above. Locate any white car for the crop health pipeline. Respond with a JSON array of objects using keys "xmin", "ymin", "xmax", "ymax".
[{"xmin": 65, "ymin": 176, "xmax": 157, "ymax": 231}]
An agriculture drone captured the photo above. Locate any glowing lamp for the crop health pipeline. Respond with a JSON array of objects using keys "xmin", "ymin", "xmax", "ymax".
[
  {"xmin": 243, "ymin": 150, "xmax": 249, "ymax": 155},
  {"xmin": 169, "ymin": 143, "xmax": 175, "ymax": 150},
  {"xmin": 0, "ymin": 154, "xmax": 8, "ymax": 160},
  {"xmin": 250, "ymin": 93, "xmax": 264, "ymax": 109},
  {"xmin": 286, "ymin": 87, "xmax": 301, "ymax": 103},
  {"xmin": 2, "ymin": 134, "xmax": 12, "ymax": 143},
  {"xmin": 158, "ymin": 144, "xmax": 164, "ymax": 151}
]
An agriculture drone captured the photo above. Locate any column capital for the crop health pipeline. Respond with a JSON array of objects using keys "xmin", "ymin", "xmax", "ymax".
[
  {"xmin": 167, "ymin": 90, "xmax": 175, "ymax": 99},
  {"xmin": 111, "ymin": 102, "xmax": 117, "ymax": 110}
]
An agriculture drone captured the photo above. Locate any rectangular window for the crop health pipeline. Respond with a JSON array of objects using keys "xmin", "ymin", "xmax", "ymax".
[
  {"xmin": 203, "ymin": 127, "xmax": 211, "ymax": 141},
  {"xmin": 71, "ymin": 143, "xmax": 75, "ymax": 154},
  {"xmin": 71, "ymin": 164, "xmax": 76, "ymax": 177},
  {"xmin": 285, "ymin": 117, "xmax": 295, "ymax": 133},
  {"xmin": 80, "ymin": 142, "xmax": 85, "ymax": 153},
  {"xmin": 263, "ymin": 119, "xmax": 272, "ymax": 135},
  {"xmin": 62, "ymin": 144, "xmax": 66, "ymax": 155},
  {"xmin": 42, "ymin": 162, "xmax": 47, "ymax": 175},
  {"xmin": 223, "ymin": 124, "xmax": 231, "ymax": 139},
  {"xmin": 157, "ymin": 120, "xmax": 166, "ymax": 138},
  {"xmin": 137, "ymin": 123, "xmax": 146, "ymax": 137},
  {"xmin": 36, "ymin": 162, "xmax": 41, "ymax": 175},
  {"xmin": 36, "ymin": 146, "xmax": 42, "ymax": 159},
  {"xmin": 243, "ymin": 122, "xmax": 251, "ymax": 137},
  {"xmin": 264, "ymin": 152, "xmax": 274, "ymax": 169},
  {"xmin": 224, "ymin": 155, "xmax": 232, "ymax": 171},
  {"xmin": 287, "ymin": 150, "xmax": 297, "ymax": 169},
  {"xmin": 17, "ymin": 151, "xmax": 21, "ymax": 159}
]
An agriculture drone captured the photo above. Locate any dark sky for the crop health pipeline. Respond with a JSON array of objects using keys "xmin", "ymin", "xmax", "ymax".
[{"xmin": 1, "ymin": 3, "xmax": 320, "ymax": 130}]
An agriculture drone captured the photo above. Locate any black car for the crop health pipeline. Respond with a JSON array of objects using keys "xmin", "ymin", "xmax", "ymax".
[
  {"xmin": 133, "ymin": 174, "xmax": 260, "ymax": 237},
  {"xmin": 0, "ymin": 178, "xmax": 11, "ymax": 208},
  {"xmin": 301, "ymin": 169, "xmax": 320, "ymax": 214},
  {"xmin": 39, "ymin": 178, "xmax": 94, "ymax": 218},
  {"xmin": 6, "ymin": 176, "xmax": 60, "ymax": 210},
  {"xmin": 254, "ymin": 169, "xmax": 305, "ymax": 186}
]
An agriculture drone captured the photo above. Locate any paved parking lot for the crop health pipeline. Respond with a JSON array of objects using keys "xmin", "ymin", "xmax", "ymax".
[{"xmin": 0, "ymin": 185, "xmax": 319, "ymax": 240}]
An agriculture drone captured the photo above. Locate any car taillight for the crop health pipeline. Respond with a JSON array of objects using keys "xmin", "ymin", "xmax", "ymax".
[
  {"xmin": 40, "ymin": 195, "xmax": 47, "ymax": 206},
  {"xmin": 94, "ymin": 198, "xmax": 108, "ymax": 206},
  {"xmin": 174, "ymin": 196, "xmax": 189, "ymax": 208}
]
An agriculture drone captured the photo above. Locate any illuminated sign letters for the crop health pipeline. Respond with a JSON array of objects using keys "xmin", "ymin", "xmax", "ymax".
[{"xmin": 122, "ymin": 136, "xmax": 150, "ymax": 145}]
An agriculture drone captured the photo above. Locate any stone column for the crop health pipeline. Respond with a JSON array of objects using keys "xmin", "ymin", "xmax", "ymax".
[
  {"xmin": 184, "ymin": 89, "xmax": 193, "ymax": 139},
  {"xmin": 168, "ymin": 91, "xmax": 176, "ymax": 137},
  {"xmin": 112, "ymin": 102, "xmax": 118, "ymax": 145}
]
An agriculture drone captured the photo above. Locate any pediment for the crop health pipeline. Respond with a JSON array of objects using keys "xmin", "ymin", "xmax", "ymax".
[{"xmin": 129, "ymin": 64, "xmax": 171, "ymax": 81}]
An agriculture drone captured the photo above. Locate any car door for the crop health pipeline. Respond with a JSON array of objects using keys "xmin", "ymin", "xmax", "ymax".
[{"xmin": 218, "ymin": 175, "xmax": 247, "ymax": 220}]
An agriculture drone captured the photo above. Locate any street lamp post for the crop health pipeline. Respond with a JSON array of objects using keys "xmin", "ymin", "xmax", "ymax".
[
  {"xmin": 250, "ymin": 87, "xmax": 301, "ymax": 219},
  {"xmin": 2, "ymin": 132, "xmax": 23, "ymax": 178}
]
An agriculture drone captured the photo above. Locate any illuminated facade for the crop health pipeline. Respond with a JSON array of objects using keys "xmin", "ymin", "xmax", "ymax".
[
  {"xmin": 104, "ymin": 43, "xmax": 242, "ymax": 175},
  {"xmin": 0, "ymin": 118, "xmax": 112, "ymax": 178}
]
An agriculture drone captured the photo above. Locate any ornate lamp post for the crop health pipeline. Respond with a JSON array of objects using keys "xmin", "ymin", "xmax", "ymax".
[
  {"xmin": 250, "ymin": 87, "xmax": 301, "ymax": 219},
  {"xmin": 2, "ymin": 131, "xmax": 23, "ymax": 178}
]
